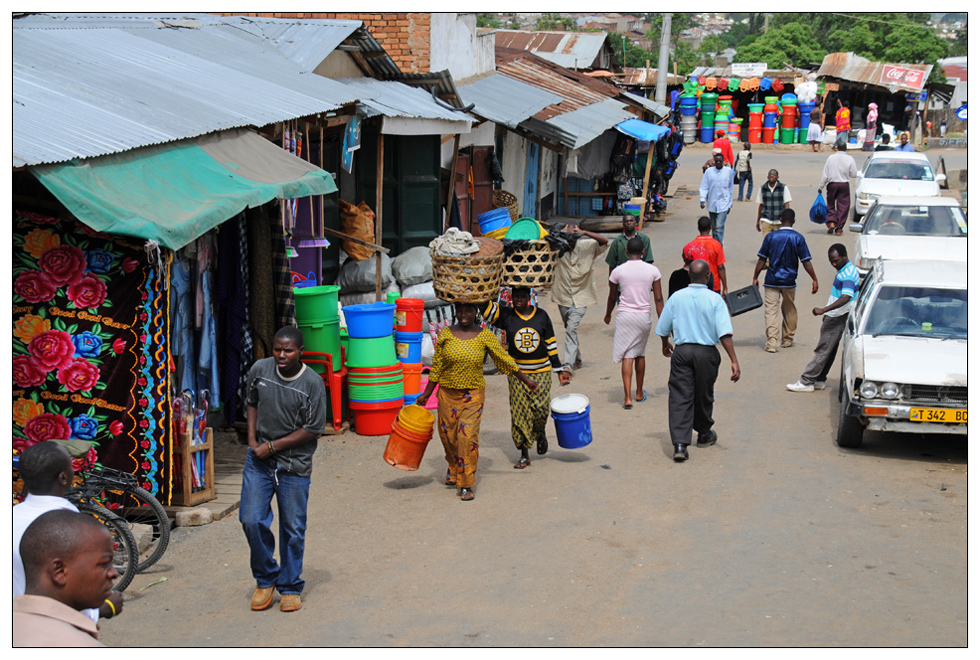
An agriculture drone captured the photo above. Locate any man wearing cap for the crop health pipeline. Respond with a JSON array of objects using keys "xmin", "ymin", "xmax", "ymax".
[
  {"xmin": 712, "ymin": 130, "xmax": 734, "ymax": 167},
  {"xmin": 699, "ymin": 151, "xmax": 735, "ymax": 244}
]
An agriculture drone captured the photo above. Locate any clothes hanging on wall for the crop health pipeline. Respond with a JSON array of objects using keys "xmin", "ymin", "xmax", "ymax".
[{"xmin": 216, "ymin": 212, "xmax": 252, "ymax": 426}]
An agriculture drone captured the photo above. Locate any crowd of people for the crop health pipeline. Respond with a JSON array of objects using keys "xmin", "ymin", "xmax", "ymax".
[{"xmin": 14, "ymin": 137, "xmax": 871, "ymax": 631}]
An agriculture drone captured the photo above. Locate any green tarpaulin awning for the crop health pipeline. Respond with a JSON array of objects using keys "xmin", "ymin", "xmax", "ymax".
[{"xmin": 30, "ymin": 128, "xmax": 338, "ymax": 251}]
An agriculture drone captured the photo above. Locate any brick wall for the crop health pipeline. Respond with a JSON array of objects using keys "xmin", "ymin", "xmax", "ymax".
[{"xmin": 214, "ymin": 12, "xmax": 431, "ymax": 73}]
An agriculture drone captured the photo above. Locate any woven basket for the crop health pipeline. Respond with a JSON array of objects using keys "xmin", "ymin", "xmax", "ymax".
[
  {"xmin": 501, "ymin": 240, "xmax": 559, "ymax": 289},
  {"xmin": 430, "ymin": 237, "xmax": 504, "ymax": 303},
  {"xmin": 492, "ymin": 189, "xmax": 519, "ymax": 223}
]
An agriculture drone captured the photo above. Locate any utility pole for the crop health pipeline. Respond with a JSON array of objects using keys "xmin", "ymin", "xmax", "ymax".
[{"xmin": 654, "ymin": 13, "xmax": 671, "ymax": 106}]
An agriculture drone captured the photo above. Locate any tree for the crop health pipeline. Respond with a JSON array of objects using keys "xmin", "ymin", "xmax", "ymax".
[
  {"xmin": 646, "ymin": 13, "xmax": 695, "ymax": 44},
  {"xmin": 671, "ymin": 41, "xmax": 703, "ymax": 75},
  {"xmin": 827, "ymin": 23, "xmax": 875, "ymax": 60},
  {"xmin": 733, "ymin": 21, "xmax": 825, "ymax": 69},
  {"xmin": 536, "ymin": 13, "xmax": 575, "ymax": 31},
  {"xmin": 881, "ymin": 25, "xmax": 949, "ymax": 83},
  {"xmin": 620, "ymin": 38, "xmax": 656, "ymax": 68},
  {"xmin": 507, "ymin": 13, "xmax": 520, "ymax": 30},
  {"xmin": 476, "ymin": 13, "xmax": 500, "ymax": 29},
  {"xmin": 949, "ymin": 26, "xmax": 967, "ymax": 57}
]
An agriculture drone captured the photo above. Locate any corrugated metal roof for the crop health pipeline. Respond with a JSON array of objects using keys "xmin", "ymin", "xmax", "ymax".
[
  {"xmin": 617, "ymin": 67, "xmax": 686, "ymax": 86},
  {"xmin": 496, "ymin": 48, "xmax": 615, "ymax": 119},
  {"xmin": 619, "ymin": 91, "xmax": 669, "ymax": 120},
  {"xmin": 494, "ymin": 29, "xmax": 608, "ymax": 69},
  {"xmin": 539, "ymin": 98, "xmax": 634, "ymax": 149},
  {"xmin": 13, "ymin": 13, "xmax": 365, "ymax": 167},
  {"xmin": 457, "ymin": 74, "xmax": 564, "ymax": 129},
  {"xmin": 817, "ymin": 52, "xmax": 932, "ymax": 93},
  {"xmin": 335, "ymin": 78, "xmax": 472, "ymax": 126}
]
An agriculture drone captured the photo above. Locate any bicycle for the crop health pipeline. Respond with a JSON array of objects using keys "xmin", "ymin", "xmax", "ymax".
[{"xmin": 50, "ymin": 438, "xmax": 171, "ymax": 572}]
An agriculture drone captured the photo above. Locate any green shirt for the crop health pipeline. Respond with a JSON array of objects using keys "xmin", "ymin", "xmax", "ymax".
[{"xmin": 605, "ymin": 231, "xmax": 653, "ymax": 270}]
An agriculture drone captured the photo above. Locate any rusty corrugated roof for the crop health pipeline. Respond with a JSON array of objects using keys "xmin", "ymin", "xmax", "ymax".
[
  {"xmin": 494, "ymin": 29, "xmax": 609, "ymax": 70},
  {"xmin": 817, "ymin": 52, "xmax": 932, "ymax": 92},
  {"xmin": 617, "ymin": 68, "xmax": 686, "ymax": 87}
]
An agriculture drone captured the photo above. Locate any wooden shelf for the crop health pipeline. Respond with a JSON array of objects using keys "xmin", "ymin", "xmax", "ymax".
[{"xmin": 171, "ymin": 427, "xmax": 216, "ymax": 507}]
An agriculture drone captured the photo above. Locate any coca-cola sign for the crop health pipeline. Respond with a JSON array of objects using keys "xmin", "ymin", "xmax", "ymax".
[{"xmin": 880, "ymin": 65, "xmax": 926, "ymax": 91}]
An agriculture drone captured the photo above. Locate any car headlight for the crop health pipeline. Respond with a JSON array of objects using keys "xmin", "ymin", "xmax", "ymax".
[
  {"xmin": 879, "ymin": 382, "xmax": 901, "ymax": 400},
  {"xmin": 858, "ymin": 192, "xmax": 878, "ymax": 201},
  {"xmin": 859, "ymin": 380, "xmax": 879, "ymax": 399}
]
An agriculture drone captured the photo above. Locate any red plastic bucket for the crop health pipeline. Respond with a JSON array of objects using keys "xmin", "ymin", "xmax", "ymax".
[
  {"xmin": 383, "ymin": 419, "xmax": 433, "ymax": 471},
  {"xmin": 394, "ymin": 298, "xmax": 424, "ymax": 333},
  {"xmin": 350, "ymin": 398, "xmax": 403, "ymax": 436},
  {"xmin": 781, "ymin": 106, "xmax": 797, "ymax": 129},
  {"xmin": 763, "ymin": 127, "xmax": 776, "ymax": 144},
  {"xmin": 749, "ymin": 127, "xmax": 763, "ymax": 143}
]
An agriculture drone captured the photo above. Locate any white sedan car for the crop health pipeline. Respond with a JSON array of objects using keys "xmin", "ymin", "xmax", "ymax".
[
  {"xmin": 853, "ymin": 152, "xmax": 946, "ymax": 218},
  {"xmin": 837, "ymin": 259, "xmax": 967, "ymax": 448},
  {"xmin": 850, "ymin": 196, "xmax": 967, "ymax": 274}
]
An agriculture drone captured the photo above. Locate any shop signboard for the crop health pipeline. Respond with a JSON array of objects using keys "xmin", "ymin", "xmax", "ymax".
[
  {"xmin": 880, "ymin": 65, "xmax": 926, "ymax": 91},
  {"xmin": 342, "ymin": 115, "xmax": 361, "ymax": 174},
  {"xmin": 731, "ymin": 62, "xmax": 766, "ymax": 78}
]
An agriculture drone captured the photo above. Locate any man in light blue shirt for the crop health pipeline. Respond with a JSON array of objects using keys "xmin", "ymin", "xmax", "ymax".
[
  {"xmin": 655, "ymin": 260, "xmax": 740, "ymax": 462},
  {"xmin": 699, "ymin": 150, "xmax": 735, "ymax": 244},
  {"xmin": 893, "ymin": 131, "xmax": 916, "ymax": 152}
]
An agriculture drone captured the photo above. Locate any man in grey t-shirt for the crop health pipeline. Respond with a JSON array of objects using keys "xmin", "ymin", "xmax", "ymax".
[{"xmin": 240, "ymin": 326, "xmax": 326, "ymax": 614}]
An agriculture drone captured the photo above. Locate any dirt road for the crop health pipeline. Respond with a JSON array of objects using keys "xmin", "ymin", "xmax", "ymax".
[{"xmin": 102, "ymin": 146, "xmax": 967, "ymax": 647}]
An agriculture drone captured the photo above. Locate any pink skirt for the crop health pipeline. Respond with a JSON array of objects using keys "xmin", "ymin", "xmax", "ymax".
[{"xmin": 612, "ymin": 311, "xmax": 652, "ymax": 363}]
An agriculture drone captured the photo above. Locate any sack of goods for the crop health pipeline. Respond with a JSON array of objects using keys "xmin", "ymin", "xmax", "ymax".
[
  {"xmin": 339, "ymin": 200, "xmax": 377, "ymax": 261},
  {"xmin": 429, "ymin": 229, "xmax": 503, "ymax": 303},
  {"xmin": 336, "ymin": 252, "xmax": 393, "ymax": 294}
]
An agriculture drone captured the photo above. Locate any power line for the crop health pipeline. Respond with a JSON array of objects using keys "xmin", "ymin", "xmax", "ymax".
[{"xmin": 827, "ymin": 13, "xmax": 935, "ymax": 31}]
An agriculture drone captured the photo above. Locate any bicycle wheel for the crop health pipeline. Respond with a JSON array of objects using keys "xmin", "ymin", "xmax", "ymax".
[
  {"xmin": 76, "ymin": 503, "xmax": 138, "ymax": 592},
  {"xmin": 101, "ymin": 486, "xmax": 171, "ymax": 571}
]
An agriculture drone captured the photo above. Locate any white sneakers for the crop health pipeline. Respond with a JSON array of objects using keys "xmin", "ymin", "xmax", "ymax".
[{"xmin": 786, "ymin": 380, "xmax": 814, "ymax": 392}]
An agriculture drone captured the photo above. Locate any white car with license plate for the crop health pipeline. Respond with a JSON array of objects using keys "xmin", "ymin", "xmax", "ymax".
[
  {"xmin": 837, "ymin": 259, "xmax": 967, "ymax": 448},
  {"xmin": 853, "ymin": 152, "xmax": 946, "ymax": 218},
  {"xmin": 851, "ymin": 196, "xmax": 967, "ymax": 275}
]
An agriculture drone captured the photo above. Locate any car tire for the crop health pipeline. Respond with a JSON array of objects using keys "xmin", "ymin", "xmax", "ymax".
[{"xmin": 836, "ymin": 391, "xmax": 864, "ymax": 448}]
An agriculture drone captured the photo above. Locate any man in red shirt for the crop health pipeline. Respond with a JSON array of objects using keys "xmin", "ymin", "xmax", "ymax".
[
  {"xmin": 713, "ymin": 130, "xmax": 734, "ymax": 166},
  {"xmin": 684, "ymin": 216, "xmax": 728, "ymax": 297}
]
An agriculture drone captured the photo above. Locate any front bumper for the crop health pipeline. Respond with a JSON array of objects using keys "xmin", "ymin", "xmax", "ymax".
[{"xmin": 845, "ymin": 400, "xmax": 968, "ymax": 435}]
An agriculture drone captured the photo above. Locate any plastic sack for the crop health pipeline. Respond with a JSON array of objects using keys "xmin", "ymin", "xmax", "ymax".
[
  {"xmin": 391, "ymin": 246, "xmax": 434, "ymax": 287},
  {"xmin": 420, "ymin": 333, "xmax": 434, "ymax": 367},
  {"xmin": 339, "ymin": 200, "xmax": 377, "ymax": 261},
  {"xmin": 335, "ymin": 252, "xmax": 393, "ymax": 293},
  {"xmin": 810, "ymin": 193, "xmax": 828, "ymax": 225},
  {"xmin": 402, "ymin": 280, "xmax": 442, "ymax": 309}
]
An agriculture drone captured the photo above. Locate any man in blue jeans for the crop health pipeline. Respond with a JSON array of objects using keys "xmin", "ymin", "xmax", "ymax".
[
  {"xmin": 241, "ymin": 326, "xmax": 326, "ymax": 613},
  {"xmin": 699, "ymin": 150, "xmax": 734, "ymax": 244}
]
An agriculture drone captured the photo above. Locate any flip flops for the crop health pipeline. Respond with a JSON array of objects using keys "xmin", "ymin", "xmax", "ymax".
[
  {"xmin": 622, "ymin": 403, "xmax": 633, "ymax": 410},
  {"xmin": 636, "ymin": 391, "xmax": 648, "ymax": 404},
  {"xmin": 514, "ymin": 457, "xmax": 530, "ymax": 469}
]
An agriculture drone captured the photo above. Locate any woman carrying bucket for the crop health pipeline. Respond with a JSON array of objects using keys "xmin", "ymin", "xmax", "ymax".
[
  {"xmin": 483, "ymin": 287, "xmax": 572, "ymax": 470},
  {"xmin": 416, "ymin": 302, "xmax": 537, "ymax": 501}
]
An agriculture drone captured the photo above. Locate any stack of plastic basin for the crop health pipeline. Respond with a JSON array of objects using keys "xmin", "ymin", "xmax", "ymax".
[
  {"xmin": 679, "ymin": 94, "xmax": 699, "ymax": 144},
  {"xmin": 344, "ymin": 302, "xmax": 404, "ymax": 435},
  {"xmin": 797, "ymin": 101, "xmax": 815, "ymax": 144},
  {"xmin": 763, "ymin": 102, "xmax": 779, "ymax": 144},
  {"xmin": 747, "ymin": 103, "xmax": 765, "ymax": 143},
  {"xmin": 294, "ymin": 285, "xmax": 342, "ymax": 374},
  {"xmin": 700, "ymin": 93, "xmax": 718, "ymax": 143},
  {"xmin": 714, "ymin": 106, "xmax": 730, "ymax": 143},
  {"xmin": 729, "ymin": 117, "xmax": 743, "ymax": 142},
  {"xmin": 393, "ymin": 298, "xmax": 425, "ymax": 405},
  {"xmin": 383, "ymin": 405, "xmax": 435, "ymax": 471},
  {"xmin": 477, "ymin": 207, "xmax": 511, "ymax": 237}
]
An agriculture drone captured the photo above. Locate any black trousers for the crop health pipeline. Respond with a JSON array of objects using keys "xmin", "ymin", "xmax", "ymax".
[{"xmin": 668, "ymin": 343, "xmax": 721, "ymax": 446}]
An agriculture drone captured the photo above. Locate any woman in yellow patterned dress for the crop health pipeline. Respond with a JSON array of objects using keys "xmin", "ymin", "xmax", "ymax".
[{"xmin": 416, "ymin": 302, "xmax": 537, "ymax": 501}]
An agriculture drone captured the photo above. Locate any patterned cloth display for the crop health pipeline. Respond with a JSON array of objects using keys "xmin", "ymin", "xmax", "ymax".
[{"xmin": 12, "ymin": 210, "xmax": 172, "ymax": 502}]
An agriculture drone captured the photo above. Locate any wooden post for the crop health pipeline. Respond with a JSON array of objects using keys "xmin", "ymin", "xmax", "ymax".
[
  {"xmin": 445, "ymin": 134, "xmax": 461, "ymax": 232},
  {"xmin": 375, "ymin": 133, "xmax": 384, "ymax": 301},
  {"xmin": 639, "ymin": 141, "xmax": 656, "ymax": 225}
]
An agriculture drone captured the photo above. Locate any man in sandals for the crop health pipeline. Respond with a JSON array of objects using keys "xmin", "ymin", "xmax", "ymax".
[{"xmin": 241, "ymin": 326, "xmax": 326, "ymax": 613}]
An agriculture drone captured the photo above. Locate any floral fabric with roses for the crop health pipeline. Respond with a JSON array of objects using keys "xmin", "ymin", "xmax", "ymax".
[{"xmin": 13, "ymin": 210, "xmax": 173, "ymax": 504}]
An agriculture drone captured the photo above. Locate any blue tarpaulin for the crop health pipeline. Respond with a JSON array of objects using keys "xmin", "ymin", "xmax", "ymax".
[{"xmin": 614, "ymin": 118, "xmax": 670, "ymax": 143}]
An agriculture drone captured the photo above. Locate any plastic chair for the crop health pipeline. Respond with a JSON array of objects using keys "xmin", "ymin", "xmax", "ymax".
[{"xmin": 301, "ymin": 348, "xmax": 348, "ymax": 431}]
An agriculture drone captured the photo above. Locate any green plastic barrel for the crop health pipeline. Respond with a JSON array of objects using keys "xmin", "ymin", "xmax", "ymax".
[
  {"xmin": 294, "ymin": 285, "xmax": 340, "ymax": 325},
  {"xmin": 298, "ymin": 318, "xmax": 341, "ymax": 373},
  {"xmin": 780, "ymin": 128, "xmax": 795, "ymax": 145}
]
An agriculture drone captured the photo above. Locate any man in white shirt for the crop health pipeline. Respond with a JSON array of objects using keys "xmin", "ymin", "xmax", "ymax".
[
  {"xmin": 817, "ymin": 141, "xmax": 858, "ymax": 236},
  {"xmin": 551, "ymin": 224, "xmax": 608, "ymax": 371},
  {"xmin": 699, "ymin": 150, "xmax": 735, "ymax": 244},
  {"xmin": 13, "ymin": 441, "xmax": 122, "ymax": 623}
]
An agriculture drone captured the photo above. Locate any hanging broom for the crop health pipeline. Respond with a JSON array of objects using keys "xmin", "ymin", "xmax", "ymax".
[{"xmin": 298, "ymin": 120, "xmax": 330, "ymax": 249}]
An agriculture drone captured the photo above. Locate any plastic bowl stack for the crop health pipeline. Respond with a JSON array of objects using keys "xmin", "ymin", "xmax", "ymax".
[
  {"xmin": 344, "ymin": 302, "xmax": 404, "ymax": 435},
  {"xmin": 393, "ymin": 298, "xmax": 425, "ymax": 405}
]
